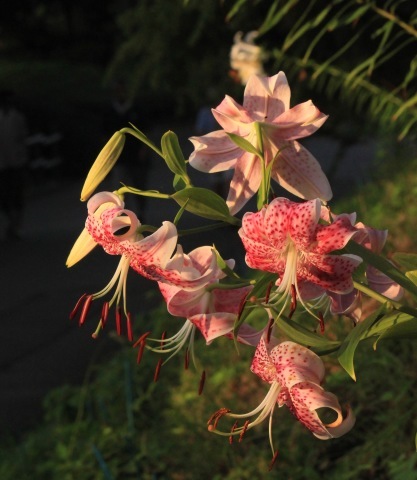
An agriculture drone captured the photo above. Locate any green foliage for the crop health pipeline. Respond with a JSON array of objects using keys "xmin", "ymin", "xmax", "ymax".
[{"xmin": 230, "ymin": 0, "xmax": 417, "ymax": 140}]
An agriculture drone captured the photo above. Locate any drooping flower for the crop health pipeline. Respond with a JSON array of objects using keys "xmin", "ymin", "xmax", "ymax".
[
  {"xmin": 147, "ymin": 246, "xmax": 260, "ymax": 362},
  {"xmin": 208, "ymin": 338, "xmax": 355, "ymax": 456},
  {"xmin": 238, "ymin": 197, "xmax": 362, "ymax": 312},
  {"xmin": 189, "ymin": 71, "xmax": 332, "ymax": 214},
  {"xmin": 69, "ymin": 191, "xmax": 178, "ymax": 338}
]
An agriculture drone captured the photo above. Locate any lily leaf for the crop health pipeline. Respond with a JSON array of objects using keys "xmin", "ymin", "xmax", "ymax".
[
  {"xmin": 392, "ymin": 252, "xmax": 417, "ymax": 271},
  {"xmin": 276, "ymin": 315, "xmax": 340, "ymax": 355},
  {"xmin": 227, "ymin": 132, "xmax": 262, "ymax": 157},
  {"xmin": 372, "ymin": 317, "xmax": 417, "ymax": 349},
  {"xmin": 161, "ymin": 131, "xmax": 189, "ymax": 180},
  {"xmin": 171, "ymin": 187, "xmax": 239, "ymax": 224},
  {"xmin": 337, "ymin": 304, "xmax": 386, "ymax": 381},
  {"xmin": 406, "ymin": 270, "xmax": 417, "ymax": 286}
]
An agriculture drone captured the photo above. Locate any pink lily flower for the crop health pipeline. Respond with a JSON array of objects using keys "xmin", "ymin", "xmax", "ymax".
[
  {"xmin": 189, "ymin": 71, "xmax": 332, "ymax": 214},
  {"xmin": 149, "ymin": 246, "xmax": 259, "ymax": 361},
  {"xmin": 238, "ymin": 197, "xmax": 362, "ymax": 311},
  {"xmin": 70, "ymin": 192, "xmax": 178, "ymax": 337},
  {"xmin": 208, "ymin": 338, "xmax": 355, "ymax": 455}
]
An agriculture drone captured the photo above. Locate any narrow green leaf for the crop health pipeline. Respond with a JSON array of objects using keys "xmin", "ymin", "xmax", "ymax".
[
  {"xmin": 337, "ymin": 304, "xmax": 386, "ymax": 381},
  {"xmin": 372, "ymin": 317, "xmax": 417, "ymax": 349},
  {"xmin": 392, "ymin": 252, "xmax": 417, "ymax": 271},
  {"xmin": 227, "ymin": 132, "xmax": 261, "ymax": 157},
  {"xmin": 171, "ymin": 187, "xmax": 238, "ymax": 224},
  {"xmin": 276, "ymin": 315, "xmax": 340, "ymax": 355}
]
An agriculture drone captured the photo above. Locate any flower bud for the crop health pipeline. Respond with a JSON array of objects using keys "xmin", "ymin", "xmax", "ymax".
[{"xmin": 80, "ymin": 131, "xmax": 125, "ymax": 201}]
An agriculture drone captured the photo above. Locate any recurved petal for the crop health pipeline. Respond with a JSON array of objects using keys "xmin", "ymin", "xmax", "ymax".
[
  {"xmin": 265, "ymin": 101, "xmax": 328, "ymax": 140},
  {"xmin": 271, "ymin": 141, "xmax": 333, "ymax": 202},
  {"xmin": 212, "ymin": 95, "xmax": 254, "ymax": 134},
  {"xmin": 189, "ymin": 130, "xmax": 240, "ymax": 173},
  {"xmin": 190, "ymin": 312, "xmax": 238, "ymax": 344},
  {"xmin": 289, "ymin": 382, "xmax": 355, "ymax": 439},
  {"xmin": 305, "ymin": 253, "xmax": 362, "ymax": 294},
  {"xmin": 226, "ymin": 151, "xmax": 263, "ymax": 215},
  {"xmin": 250, "ymin": 337, "xmax": 277, "ymax": 384},
  {"xmin": 367, "ymin": 265, "xmax": 404, "ymax": 301},
  {"xmin": 315, "ymin": 215, "xmax": 359, "ymax": 254},
  {"xmin": 126, "ymin": 221, "xmax": 178, "ymax": 272},
  {"xmin": 272, "ymin": 341, "xmax": 325, "ymax": 388},
  {"xmin": 212, "ymin": 285, "xmax": 253, "ymax": 314}
]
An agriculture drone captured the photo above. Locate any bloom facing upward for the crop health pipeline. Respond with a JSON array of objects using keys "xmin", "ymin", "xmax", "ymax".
[
  {"xmin": 208, "ymin": 338, "xmax": 355, "ymax": 458},
  {"xmin": 189, "ymin": 71, "xmax": 332, "ymax": 214},
  {"xmin": 238, "ymin": 197, "xmax": 362, "ymax": 308}
]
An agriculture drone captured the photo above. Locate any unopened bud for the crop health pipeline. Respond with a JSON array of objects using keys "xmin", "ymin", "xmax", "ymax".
[{"xmin": 81, "ymin": 131, "xmax": 126, "ymax": 201}]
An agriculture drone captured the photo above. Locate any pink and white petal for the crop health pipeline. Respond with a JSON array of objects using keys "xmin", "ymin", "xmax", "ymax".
[
  {"xmin": 268, "ymin": 71, "xmax": 291, "ymax": 118},
  {"xmin": 87, "ymin": 191, "xmax": 124, "ymax": 214},
  {"xmin": 367, "ymin": 266, "xmax": 404, "ymax": 301},
  {"xmin": 212, "ymin": 96, "xmax": 254, "ymax": 134},
  {"xmin": 272, "ymin": 341, "xmax": 325, "ymax": 388},
  {"xmin": 250, "ymin": 337, "xmax": 277, "ymax": 384},
  {"xmin": 289, "ymin": 382, "xmax": 354, "ymax": 439},
  {"xmin": 189, "ymin": 130, "xmax": 240, "ymax": 173},
  {"xmin": 288, "ymin": 199, "xmax": 321, "ymax": 249},
  {"xmin": 226, "ymin": 151, "xmax": 263, "ymax": 215},
  {"xmin": 212, "ymin": 286, "xmax": 253, "ymax": 314},
  {"xmin": 242, "ymin": 74, "xmax": 269, "ymax": 121},
  {"xmin": 328, "ymin": 290, "xmax": 362, "ymax": 323},
  {"xmin": 239, "ymin": 234, "xmax": 283, "ymax": 273},
  {"xmin": 263, "ymin": 197, "xmax": 293, "ymax": 248},
  {"xmin": 265, "ymin": 101, "xmax": 328, "ymax": 140},
  {"xmin": 271, "ymin": 141, "xmax": 333, "ymax": 202},
  {"xmin": 315, "ymin": 215, "xmax": 359, "ymax": 254},
  {"xmin": 304, "ymin": 253, "xmax": 362, "ymax": 293},
  {"xmin": 240, "ymin": 208, "xmax": 268, "ymax": 241},
  {"xmin": 126, "ymin": 221, "xmax": 177, "ymax": 270},
  {"xmin": 190, "ymin": 312, "xmax": 237, "ymax": 344},
  {"xmin": 159, "ymin": 284, "xmax": 209, "ymax": 317}
]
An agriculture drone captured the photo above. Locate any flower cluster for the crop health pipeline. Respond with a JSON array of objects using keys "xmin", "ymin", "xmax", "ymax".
[{"xmin": 68, "ymin": 71, "xmax": 416, "ymax": 468}]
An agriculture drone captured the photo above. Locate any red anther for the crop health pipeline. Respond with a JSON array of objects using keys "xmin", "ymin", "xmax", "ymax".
[
  {"xmin": 207, "ymin": 408, "xmax": 230, "ymax": 430},
  {"xmin": 229, "ymin": 420, "xmax": 239, "ymax": 444},
  {"xmin": 153, "ymin": 358, "xmax": 163, "ymax": 382},
  {"xmin": 136, "ymin": 340, "xmax": 146, "ymax": 365},
  {"xmin": 126, "ymin": 312, "xmax": 133, "ymax": 342},
  {"xmin": 184, "ymin": 347, "xmax": 190, "ymax": 370},
  {"xmin": 160, "ymin": 331, "xmax": 166, "ymax": 349},
  {"xmin": 289, "ymin": 284, "xmax": 297, "ymax": 318},
  {"xmin": 132, "ymin": 331, "xmax": 151, "ymax": 348},
  {"xmin": 115, "ymin": 306, "xmax": 122, "ymax": 335},
  {"xmin": 265, "ymin": 281, "xmax": 273, "ymax": 303},
  {"xmin": 268, "ymin": 450, "xmax": 279, "ymax": 471},
  {"xmin": 100, "ymin": 302, "xmax": 109, "ymax": 327},
  {"xmin": 79, "ymin": 295, "xmax": 93, "ymax": 326},
  {"xmin": 69, "ymin": 293, "xmax": 87, "ymax": 320},
  {"xmin": 266, "ymin": 317, "xmax": 274, "ymax": 344},
  {"xmin": 318, "ymin": 311, "xmax": 325, "ymax": 333},
  {"xmin": 198, "ymin": 370, "xmax": 206, "ymax": 396},
  {"xmin": 237, "ymin": 290, "xmax": 251, "ymax": 320},
  {"xmin": 239, "ymin": 420, "xmax": 250, "ymax": 442}
]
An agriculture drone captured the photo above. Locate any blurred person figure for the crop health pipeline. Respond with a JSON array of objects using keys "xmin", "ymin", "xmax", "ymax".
[{"xmin": 0, "ymin": 90, "xmax": 29, "ymax": 239}]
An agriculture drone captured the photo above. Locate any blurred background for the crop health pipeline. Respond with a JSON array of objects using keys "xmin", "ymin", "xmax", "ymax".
[{"xmin": 1, "ymin": 1, "xmax": 417, "ymax": 478}]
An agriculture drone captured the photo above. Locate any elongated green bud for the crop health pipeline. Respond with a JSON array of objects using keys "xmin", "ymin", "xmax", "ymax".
[{"xmin": 80, "ymin": 131, "xmax": 125, "ymax": 201}]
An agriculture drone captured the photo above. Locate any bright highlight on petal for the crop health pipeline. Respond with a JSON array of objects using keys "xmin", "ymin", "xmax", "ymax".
[{"xmin": 189, "ymin": 71, "xmax": 331, "ymax": 213}]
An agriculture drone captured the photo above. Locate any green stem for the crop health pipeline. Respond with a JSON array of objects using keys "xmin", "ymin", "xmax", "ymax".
[
  {"xmin": 254, "ymin": 122, "xmax": 269, "ymax": 209},
  {"xmin": 120, "ymin": 127, "xmax": 164, "ymax": 157},
  {"xmin": 353, "ymin": 281, "xmax": 417, "ymax": 317}
]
